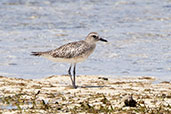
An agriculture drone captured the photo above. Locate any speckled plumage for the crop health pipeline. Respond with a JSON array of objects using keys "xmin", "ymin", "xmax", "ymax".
[
  {"xmin": 52, "ymin": 40, "xmax": 96, "ymax": 59},
  {"xmin": 32, "ymin": 40, "xmax": 96, "ymax": 63}
]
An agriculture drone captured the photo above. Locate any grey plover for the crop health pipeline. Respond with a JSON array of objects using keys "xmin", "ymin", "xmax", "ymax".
[{"xmin": 31, "ymin": 32, "xmax": 107, "ymax": 88}]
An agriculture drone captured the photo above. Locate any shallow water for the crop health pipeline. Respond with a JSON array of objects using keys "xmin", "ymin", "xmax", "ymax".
[{"xmin": 0, "ymin": 0, "xmax": 171, "ymax": 81}]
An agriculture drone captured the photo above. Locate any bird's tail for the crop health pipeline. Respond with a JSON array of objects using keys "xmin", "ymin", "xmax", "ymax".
[{"xmin": 31, "ymin": 52, "xmax": 44, "ymax": 56}]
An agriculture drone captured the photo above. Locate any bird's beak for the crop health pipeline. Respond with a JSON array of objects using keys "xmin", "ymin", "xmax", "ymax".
[{"xmin": 99, "ymin": 38, "xmax": 108, "ymax": 42}]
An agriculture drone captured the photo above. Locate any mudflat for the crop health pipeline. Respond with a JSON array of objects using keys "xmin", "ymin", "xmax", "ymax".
[{"xmin": 0, "ymin": 75, "xmax": 170, "ymax": 113}]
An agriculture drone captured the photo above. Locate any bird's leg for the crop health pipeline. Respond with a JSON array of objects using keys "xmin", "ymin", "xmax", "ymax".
[
  {"xmin": 68, "ymin": 64, "xmax": 72, "ymax": 76},
  {"xmin": 73, "ymin": 63, "xmax": 77, "ymax": 89},
  {"xmin": 68, "ymin": 64, "xmax": 74, "ymax": 85}
]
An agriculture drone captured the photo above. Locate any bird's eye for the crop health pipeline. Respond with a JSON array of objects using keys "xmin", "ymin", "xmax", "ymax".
[{"xmin": 92, "ymin": 35, "xmax": 97, "ymax": 38}]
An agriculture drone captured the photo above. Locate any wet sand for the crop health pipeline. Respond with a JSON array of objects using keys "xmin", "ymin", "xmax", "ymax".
[{"xmin": 0, "ymin": 75, "xmax": 170, "ymax": 113}]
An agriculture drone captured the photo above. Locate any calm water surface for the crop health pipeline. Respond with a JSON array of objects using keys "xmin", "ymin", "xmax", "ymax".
[{"xmin": 0, "ymin": 0, "xmax": 171, "ymax": 81}]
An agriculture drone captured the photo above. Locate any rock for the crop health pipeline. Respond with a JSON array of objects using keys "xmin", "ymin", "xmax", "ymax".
[
  {"xmin": 98, "ymin": 77, "xmax": 108, "ymax": 81},
  {"xmin": 124, "ymin": 95, "xmax": 137, "ymax": 107}
]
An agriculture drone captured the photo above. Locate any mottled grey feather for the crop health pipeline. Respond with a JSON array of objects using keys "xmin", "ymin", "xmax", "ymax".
[{"xmin": 49, "ymin": 40, "xmax": 95, "ymax": 58}]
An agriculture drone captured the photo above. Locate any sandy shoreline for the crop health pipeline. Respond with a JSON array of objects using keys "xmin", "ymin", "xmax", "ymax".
[{"xmin": 0, "ymin": 75, "xmax": 170, "ymax": 113}]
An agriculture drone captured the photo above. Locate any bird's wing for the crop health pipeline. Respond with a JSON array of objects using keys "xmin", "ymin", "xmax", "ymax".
[{"xmin": 50, "ymin": 41, "xmax": 92, "ymax": 58}]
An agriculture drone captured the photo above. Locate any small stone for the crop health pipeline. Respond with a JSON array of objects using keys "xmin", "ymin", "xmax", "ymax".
[
  {"xmin": 124, "ymin": 95, "xmax": 137, "ymax": 107},
  {"xmin": 98, "ymin": 77, "xmax": 108, "ymax": 81}
]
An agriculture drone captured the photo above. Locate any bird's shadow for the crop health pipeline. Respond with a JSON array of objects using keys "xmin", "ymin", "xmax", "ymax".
[{"xmin": 78, "ymin": 85, "xmax": 109, "ymax": 88}]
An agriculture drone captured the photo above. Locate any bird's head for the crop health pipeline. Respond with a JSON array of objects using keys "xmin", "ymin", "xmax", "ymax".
[{"xmin": 85, "ymin": 32, "xmax": 108, "ymax": 43}]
